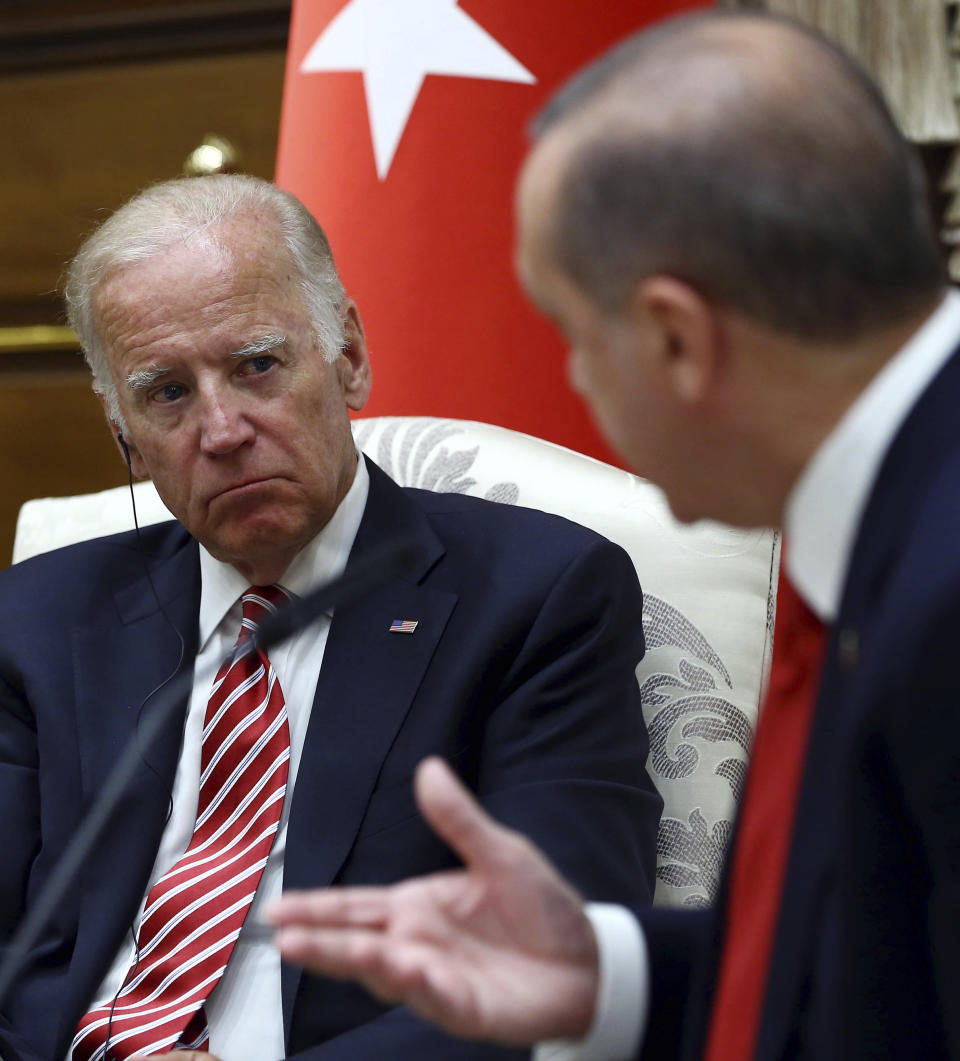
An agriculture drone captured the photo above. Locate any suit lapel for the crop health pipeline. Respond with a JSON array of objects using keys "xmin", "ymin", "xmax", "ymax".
[
  {"xmin": 756, "ymin": 346, "xmax": 960, "ymax": 1058},
  {"xmin": 58, "ymin": 526, "xmax": 200, "ymax": 1050},
  {"xmin": 281, "ymin": 460, "xmax": 457, "ymax": 1029},
  {"xmin": 73, "ymin": 539, "xmax": 200, "ymax": 803}
]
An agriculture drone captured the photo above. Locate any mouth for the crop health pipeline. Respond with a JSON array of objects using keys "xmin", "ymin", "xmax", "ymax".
[{"xmin": 209, "ymin": 477, "xmax": 278, "ymax": 504}]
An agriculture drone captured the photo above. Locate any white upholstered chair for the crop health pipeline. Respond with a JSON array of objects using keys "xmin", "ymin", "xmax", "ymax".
[{"xmin": 13, "ymin": 415, "xmax": 780, "ymax": 909}]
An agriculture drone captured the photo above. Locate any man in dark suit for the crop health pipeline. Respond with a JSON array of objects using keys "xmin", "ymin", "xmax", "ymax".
[
  {"xmin": 0, "ymin": 174, "xmax": 661, "ymax": 1060},
  {"xmin": 268, "ymin": 11, "xmax": 960, "ymax": 1060}
]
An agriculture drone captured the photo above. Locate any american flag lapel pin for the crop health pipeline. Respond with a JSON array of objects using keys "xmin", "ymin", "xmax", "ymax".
[{"xmin": 389, "ymin": 618, "xmax": 419, "ymax": 634}]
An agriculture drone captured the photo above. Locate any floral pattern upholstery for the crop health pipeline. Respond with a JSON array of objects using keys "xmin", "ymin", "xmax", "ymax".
[{"xmin": 13, "ymin": 415, "xmax": 780, "ymax": 908}]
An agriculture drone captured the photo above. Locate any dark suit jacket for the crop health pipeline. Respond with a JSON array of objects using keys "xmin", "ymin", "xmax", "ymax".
[
  {"xmin": 639, "ymin": 349, "xmax": 960, "ymax": 1060},
  {"xmin": 0, "ymin": 458, "xmax": 661, "ymax": 1061}
]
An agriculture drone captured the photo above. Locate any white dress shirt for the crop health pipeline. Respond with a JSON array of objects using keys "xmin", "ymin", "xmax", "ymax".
[
  {"xmin": 537, "ymin": 290, "xmax": 960, "ymax": 1061},
  {"xmin": 72, "ymin": 457, "xmax": 369, "ymax": 1061}
]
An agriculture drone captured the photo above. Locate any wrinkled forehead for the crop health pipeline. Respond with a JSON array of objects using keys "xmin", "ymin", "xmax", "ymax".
[
  {"xmin": 91, "ymin": 250, "xmax": 313, "ymax": 386},
  {"xmin": 93, "ymin": 223, "xmax": 301, "ymax": 332},
  {"xmin": 96, "ymin": 208, "xmax": 288, "ymax": 292}
]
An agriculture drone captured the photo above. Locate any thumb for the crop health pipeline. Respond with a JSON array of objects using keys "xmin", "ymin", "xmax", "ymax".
[{"xmin": 414, "ymin": 757, "xmax": 516, "ymax": 870}]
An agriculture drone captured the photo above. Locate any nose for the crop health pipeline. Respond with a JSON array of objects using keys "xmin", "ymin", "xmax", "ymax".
[{"xmin": 198, "ymin": 389, "xmax": 255, "ymax": 456}]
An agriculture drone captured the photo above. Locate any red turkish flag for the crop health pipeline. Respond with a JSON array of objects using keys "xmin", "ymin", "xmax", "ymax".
[{"xmin": 276, "ymin": 0, "xmax": 708, "ymax": 463}]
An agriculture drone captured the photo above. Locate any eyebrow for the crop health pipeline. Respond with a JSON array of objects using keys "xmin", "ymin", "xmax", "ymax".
[
  {"xmin": 124, "ymin": 334, "xmax": 288, "ymax": 392},
  {"xmin": 125, "ymin": 366, "xmax": 168, "ymax": 392},
  {"xmin": 229, "ymin": 333, "xmax": 287, "ymax": 360}
]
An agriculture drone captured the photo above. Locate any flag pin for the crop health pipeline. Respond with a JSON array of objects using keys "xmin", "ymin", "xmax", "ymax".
[{"xmin": 389, "ymin": 618, "xmax": 419, "ymax": 634}]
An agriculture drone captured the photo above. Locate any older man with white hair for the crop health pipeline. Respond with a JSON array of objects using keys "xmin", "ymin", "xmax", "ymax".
[{"xmin": 0, "ymin": 174, "xmax": 660, "ymax": 1061}]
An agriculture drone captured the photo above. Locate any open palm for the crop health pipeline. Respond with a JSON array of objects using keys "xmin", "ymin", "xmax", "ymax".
[{"xmin": 270, "ymin": 757, "xmax": 600, "ymax": 1046}]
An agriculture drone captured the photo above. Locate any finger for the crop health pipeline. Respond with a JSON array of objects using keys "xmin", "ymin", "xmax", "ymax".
[
  {"xmin": 276, "ymin": 919, "xmax": 477, "ymax": 1041},
  {"xmin": 415, "ymin": 756, "xmax": 519, "ymax": 870},
  {"xmin": 275, "ymin": 926, "xmax": 425, "ymax": 1001},
  {"xmin": 267, "ymin": 887, "xmax": 391, "ymax": 929},
  {"xmin": 275, "ymin": 925, "xmax": 382, "ymax": 979}
]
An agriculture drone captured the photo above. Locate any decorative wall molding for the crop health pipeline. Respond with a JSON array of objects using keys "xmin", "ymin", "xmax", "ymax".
[{"xmin": 0, "ymin": 0, "xmax": 291, "ymax": 73}]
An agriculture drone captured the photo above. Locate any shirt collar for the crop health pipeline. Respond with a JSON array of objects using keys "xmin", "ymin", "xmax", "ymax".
[
  {"xmin": 785, "ymin": 290, "xmax": 960, "ymax": 622},
  {"xmin": 197, "ymin": 453, "xmax": 370, "ymax": 649}
]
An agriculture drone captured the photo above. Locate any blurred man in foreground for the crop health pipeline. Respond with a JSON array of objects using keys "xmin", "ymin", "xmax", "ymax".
[
  {"xmin": 270, "ymin": 11, "xmax": 959, "ymax": 1060},
  {"xmin": 0, "ymin": 174, "xmax": 661, "ymax": 1060}
]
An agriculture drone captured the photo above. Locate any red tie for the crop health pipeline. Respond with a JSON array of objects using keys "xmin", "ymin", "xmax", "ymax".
[
  {"xmin": 72, "ymin": 585, "xmax": 292, "ymax": 1061},
  {"xmin": 704, "ymin": 566, "xmax": 826, "ymax": 1061}
]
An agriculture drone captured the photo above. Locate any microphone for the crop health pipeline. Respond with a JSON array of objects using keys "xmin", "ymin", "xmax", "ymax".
[
  {"xmin": 255, "ymin": 538, "xmax": 417, "ymax": 652},
  {"xmin": 0, "ymin": 534, "xmax": 417, "ymax": 1011}
]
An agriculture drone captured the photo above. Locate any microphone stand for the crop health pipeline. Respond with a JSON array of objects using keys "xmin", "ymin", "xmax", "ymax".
[{"xmin": 0, "ymin": 537, "xmax": 415, "ymax": 1011}]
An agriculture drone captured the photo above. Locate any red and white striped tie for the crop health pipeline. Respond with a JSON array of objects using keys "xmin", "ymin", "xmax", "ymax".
[{"xmin": 72, "ymin": 585, "xmax": 292, "ymax": 1060}]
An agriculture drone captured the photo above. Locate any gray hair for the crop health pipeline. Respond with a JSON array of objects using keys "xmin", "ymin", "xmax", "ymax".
[
  {"xmin": 64, "ymin": 173, "xmax": 347, "ymax": 425},
  {"xmin": 532, "ymin": 11, "xmax": 945, "ymax": 342}
]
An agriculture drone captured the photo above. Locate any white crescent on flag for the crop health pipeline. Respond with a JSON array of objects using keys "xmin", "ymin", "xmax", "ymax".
[{"xmin": 300, "ymin": 0, "xmax": 536, "ymax": 179}]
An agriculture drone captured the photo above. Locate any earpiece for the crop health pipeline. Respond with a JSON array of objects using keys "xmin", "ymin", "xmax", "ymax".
[
  {"xmin": 117, "ymin": 430, "xmax": 132, "ymax": 469},
  {"xmin": 109, "ymin": 421, "xmax": 179, "ymax": 1056}
]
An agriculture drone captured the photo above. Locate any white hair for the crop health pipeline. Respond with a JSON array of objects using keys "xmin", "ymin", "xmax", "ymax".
[{"xmin": 64, "ymin": 174, "xmax": 347, "ymax": 427}]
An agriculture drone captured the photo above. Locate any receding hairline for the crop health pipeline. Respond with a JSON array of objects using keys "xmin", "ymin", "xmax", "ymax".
[
  {"xmin": 523, "ymin": 15, "xmax": 839, "ymax": 255},
  {"xmin": 519, "ymin": 8, "xmax": 944, "ymax": 341},
  {"xmin": 532, "ymin": 11, "xmax": 865, "ymax": 142},
  {"xmin": 74, "ymin": 176, "xmax": 341, "ymax": 313},
  {"xmin": 95, "ymin": 201, "xmax": 288, "ymax": 274},
  {"xmin": 89, "ymin": 207, "xmax": 304, "ymax": 320}
]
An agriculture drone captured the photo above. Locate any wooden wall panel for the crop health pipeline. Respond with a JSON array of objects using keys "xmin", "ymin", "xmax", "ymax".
[
  {"xmin": 0, "ymin": 2, "xmax": 291, "ymax": 74},
  {"xmin": 0, "ymin": 365, "xmax": 127, "ymax": 565},
  {"xmin": 0, "ymin": 48, "xmax": 286, "ymax": 321}
]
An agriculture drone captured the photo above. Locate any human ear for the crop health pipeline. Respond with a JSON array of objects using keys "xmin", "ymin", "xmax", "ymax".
[
  {"xmin": 337, "ymin": 300, "xmax": 372, "ymax": 412},
  {"xmin": 97, "ymin": 392, "xmax": 149, "ymax": 479},
  {"xmin": 634, "ymin": 277, "xmax": 719, "ymax": 405}
]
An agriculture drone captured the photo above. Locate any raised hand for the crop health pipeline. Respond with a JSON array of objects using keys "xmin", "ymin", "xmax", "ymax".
[{"xmin": 268, "ymin": 757, "xmax": 600, "ymax": 1046}]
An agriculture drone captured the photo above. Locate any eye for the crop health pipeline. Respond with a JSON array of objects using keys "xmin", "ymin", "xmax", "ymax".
[
  {"xmin": 246, "ymin": 354, "xmax": 277, "ymax": 375},
  {"xmin": 152, "ymin": 382, "xmax": 186, "ymax": 404}
]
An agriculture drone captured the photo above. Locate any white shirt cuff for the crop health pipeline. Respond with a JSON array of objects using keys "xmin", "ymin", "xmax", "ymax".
[{"xmin": 533, "ymin": 903, "xmax": 648, "ymax": 1061}]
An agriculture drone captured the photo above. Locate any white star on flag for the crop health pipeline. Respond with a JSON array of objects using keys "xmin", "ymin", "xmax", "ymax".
[{"xmin": 300, "ymin": 0, "xmax": 537, "ymax": 180}]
